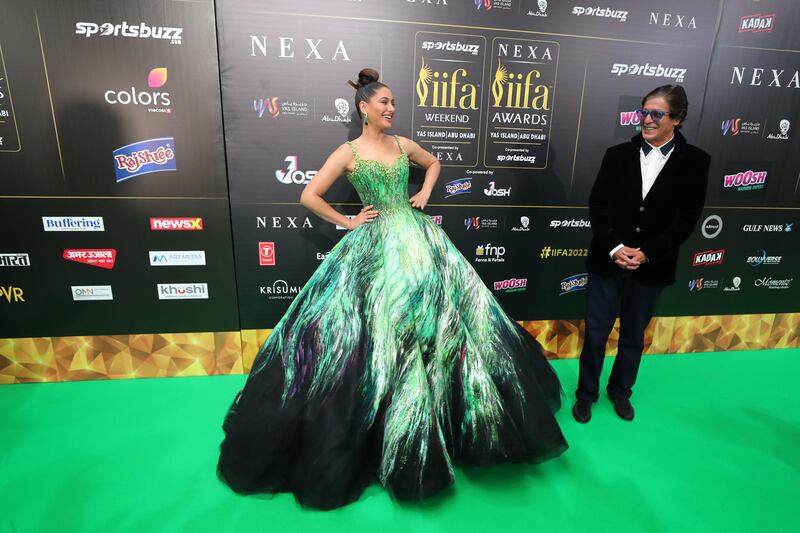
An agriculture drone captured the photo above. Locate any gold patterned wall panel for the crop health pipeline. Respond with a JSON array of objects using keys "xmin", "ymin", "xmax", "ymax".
[{"xmin": 0, "ymin": 337, "xmax": 57, "ymax": 384}]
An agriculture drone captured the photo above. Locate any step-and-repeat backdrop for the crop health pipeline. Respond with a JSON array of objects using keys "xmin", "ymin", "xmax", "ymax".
[{"xmin": 1, "ymin": 0, "xmax": 798, "ymax": 383}]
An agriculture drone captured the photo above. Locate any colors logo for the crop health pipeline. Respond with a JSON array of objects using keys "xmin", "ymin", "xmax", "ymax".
[
  {"xmin": 104, "ymin": 67, "xmax": 171, "ymax": 113},
  {"xmin": 113, "ymin": 138, "xmax": 176, "ymax": 182},
  {"xmin": 150, "ymin": 217, "xmax": 203, "ymax": 230},
  {"xmin": 63, "ymin": 249, "xmax": 116, "ymax": 269},
  {"xmin": 259, "ymin": 242, "xmax": 275, "ymax": 266}
]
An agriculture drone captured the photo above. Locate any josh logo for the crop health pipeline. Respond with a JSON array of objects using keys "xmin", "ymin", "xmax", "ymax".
[
  {"xmin": 724, "ymin": 170, "xmax": 767, "ymax": 191},
  {"xmin": 276, "ymin": 156, "xmax": 316, "ymax": 185},
  {"xmin": 510, "ymin": 216, "xmax": 530, "ymax": 232},
  {"xmin": 149, "ymin": 251, "xmax": 206, "ymax": 266},
  {"xmin": 72, "ymin": 285, "xmax": 113, "ymax": 301},
  {"xmin": 249, "ymin": 36, "xmax": 350, "ymax": 61},
  {"xmin": 75, "ymin": 21, "xmax": 182, "ymax": 44},
  {"xmin": 767, "ymin": 119, "xmax": 790, "ymax": 140},
  {"xmin": 104, "ymin": 68, "xmax": 171, "ymax": 113},
  {"xmin": 113, "ymin": 138, "xmax": 176, "ymax": 182},
  {"xmin": 475, "ymin": 243, "xmax": 506, "ymax": 263},
  {"xmin": 484, "ymin": 181, "xmax": 511, "ymax": 197},
  {"xmin": 494, "ymin": 277, "xmax": 527, "ymax": 293},
  {"xmin": 0, "ymin": 253, "xmax": 30, "ymax": 267},
  {"xmin": 747, "ymin": 250, "xmax": 781, "ymax": 267},
  {"xmin": 444, "ymin": 177, "xmax": 472, "ymax": 197},
  {"xmin": 260, "ymin": 280, "xmax": 302, "ymax": 300},
  {"xmin": 560, "ymin": 273, "xmax": 588, "ymax": 295},
  {"xmin": 150, "ymin": 217, "xmax": 203, "ymax": 230},
  {"xmin": 739, "ymin": 13, "xmax": 775, "ymax": 33},
  {"xmin": 63, "ymin": 249, "xmax": 116, "ymax": 269},
  {"xmin": 0, "ymin": 286, "xmax": 25, "ymax": 302},
  {"xmin": 723, "ymin": 276, "xmax": 742, "ymax": 292},
  {"xmin": 701, "ymin": 215, "xmax": 722, "ymax": 238},
  {"xmin": 157, "ymin": 283, "xmax": 208, "ymax": 300},
  {"xmin": 42, "ymin": 216, "xmax": 104, "ymax": 232},
  {"xmin": 259, "ymin": 242, "xmax": 275, "ymax": 266},
  {"xmin": 692, "ymin": 249, "xmax": 724, "ymax": 266}
]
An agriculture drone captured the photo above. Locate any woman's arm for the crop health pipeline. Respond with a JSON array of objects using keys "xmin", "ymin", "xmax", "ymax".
[
  {"xmin": 300, "ymin": 144, "xmax": 378, "ymax": 230},
  {"xmin": 400, "ymin": 137, "xmax": 441, "ymax": 210}
]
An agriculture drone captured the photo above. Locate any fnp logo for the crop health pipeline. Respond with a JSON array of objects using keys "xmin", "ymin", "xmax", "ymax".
[
  {"xmin": 724, "ymin": 170, "xmax": 767, "ymax": 191},
  {"xmin": 150, "ymin": 217, "xmax": 203, "ymax": 230},
  {"xmin": 113, "ymin": 137, "xmax": 176, "ymax": 182}
]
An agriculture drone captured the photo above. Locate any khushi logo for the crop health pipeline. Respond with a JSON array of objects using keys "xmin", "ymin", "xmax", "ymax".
[
  {"xmin": 692, "ymin": 249, "xmax": 725, "ymax": 266},
  {"xmin": 494, "ymin": 278, "xmax": 527, "ymax": 293},
  {"xmin": 276, "ymin": 156, "xmax": 316, "ymax": 185},
  {"xmin": 259, "ymin": 242, "xmax": 276, "ymax": 266},
  {"xmin": 150, "ymin": 217, "xmax": 203, "ymax": 230},
  {"xmin": 157, "ymin": 283, "xmax": 208, "ymax": 300},
  {"xmin": 724, "ymin": 170, "xmax": 767, "ymax": 191},
  {"xmin": 75, "ymin": 21, "xmax": 182, "ymax": 44},
  {"xmin": 444, "ymin": 177, "xmax": 472, "ymax": 197},
  {"xmin": 739, "ymin": 13, "xmax": 775, "ymax": 33},
  {"xmin": 104, "ymin": 68, "xmax": 171, "ymax": 113},
  {"xmin": 63, "ymin": 249, "xmax": 116, "ymax": 269},
  {"xmin": 113, "ymin": 138, "xmax": 176, "ymax": 182}
]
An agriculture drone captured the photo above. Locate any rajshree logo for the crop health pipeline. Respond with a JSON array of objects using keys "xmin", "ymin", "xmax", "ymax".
[
  {"xmin": 444, "ymin": 177, "xmax": 472, "ymax": 197},
  {"xmin": 724, "ymin": 170, "xmax": 767, "ymax": 191},
  {"xmin": 416, "ymin": 59, "xmax": 478, "ymax": 111},
  {"xmin": 739, "ymin": 13, "xmax": 775, "ymax": 33},
  {"xmin": 692, "ymin": 249, "xmax": 725, "ymax": 266},
  {"xmin": 150, "ymin": 217, "xmax": 203, "ymax": 230},
  {"xmin": 63, "ymin": 249, "xmax": 117, "ymax": 269},
  {"xmin": 560, "ymin": 274, "xmax": 588, "ymax": 295},
  {"xmin": 494, "ymin": 278, "xmax": 527, "ymax": 293},
  {"xmin": 113, "ymin": 137, "xmax": 176, "ymax": 182}
]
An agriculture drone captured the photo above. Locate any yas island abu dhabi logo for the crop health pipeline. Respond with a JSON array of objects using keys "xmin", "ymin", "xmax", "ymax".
[
  {"xmin": 104, "ymin": 67, "xmax": 170, "ymax": 113},
  {"xmin": 475, "ymin": 0, "xmax": 516, "ymax": 12},
  {"xmin": 254, "ymin": 97, "xmax": 310, "ymax": 119}
]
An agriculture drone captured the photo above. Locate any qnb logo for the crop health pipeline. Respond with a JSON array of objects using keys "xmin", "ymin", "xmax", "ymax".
[
  {"xmin": 75, "ymin": 21, "xmax": 182, "ymax": 44},
  {"xmin": 611, "ymin": 63, "xmax": 686, "ymax": 83},
  {"xmin": 692, "ymin": 249, "xmax": 725, "ymax": 267},
  {"xmin": 620, "ymin": 110, "xmax": 641, "ymax": 126},
  {"xmin": 721, "ymin": 118, "xmax": 741, "ymax": 136},
  {"xmin": 746, "ymin": 250, "xmax": 782, "ymax": 267},
  {"xmin": 0, "ymin": 286, "xmax": 25, "ymax": 303},
  {"xmin": 254, "ymin": 97, "xmax": 279, "ymax": 118},
  {"xmin": 113, "ymin": 138, "xmax": 176, "ymax": 182},
  {"xmin": 150, "ymin": 217, "xmax": 203, "ymax": 230},
  {"xmin": 276, "ymin": 156, "xmax": 316, "ymax": 185},
  {"xmin": 724, "ymin": 170, "xmax": 767, "ymax": 191},
  {"xmin": 475, "ymin": 243, "xmax": 506, "ymax": 263},
  {"xmin": 494, "ymin": 278, "xmax": 527, "ymax": 293},
  {"xmin": 484, "ymin": 181, "xmax": 511, "ymax": 197},
  {"xmin": 739, "ymin": 13, "xmax": 775, "ymax": 33},
  {"xmin": 157, "ymin": 283, "xmax": 208, "ymax": 300},
  {"xmin": 104, "ymin": 68, "xmax": 171, "ymax": 113}
]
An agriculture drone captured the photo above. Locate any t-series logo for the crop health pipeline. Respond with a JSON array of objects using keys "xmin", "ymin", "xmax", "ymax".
[
  {"xmin": 150, "ymin": 217, "xmax": 203, "ymax": 230},
  {"xmin": 75, "ymin": 21, "xmax": 182, "ymax": 44},
  {"xmin": 42, "ymin": 216, "xmax": 104, "ymax": 232},
  {"xmin": 104, "ymin": 68, "xmax": 171, "ymax": 113},
  {"xmin": 113, "ymin": 138, "xmax": 176, "ymax": 182},
  {"xmin": 157, "ymin": 283, "xmax": 208, "ymax": 300},
  {"xmin": 259, "ymin": 242, "xmax": 275, "ymax": 266},
  {"xmin": 276, "ymin": 156, "xmax": 316, "ymax": 185}
]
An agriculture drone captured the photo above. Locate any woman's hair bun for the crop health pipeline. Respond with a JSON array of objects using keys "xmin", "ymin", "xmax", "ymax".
[{"xmin": 347, "ymin": 68, "xmax": 380, "ymax": 90}]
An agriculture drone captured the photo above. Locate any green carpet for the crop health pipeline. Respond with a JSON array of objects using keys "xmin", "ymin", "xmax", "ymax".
[{"xmin": 1, "ymin": 349, "xmax": 796, "ymax": 533}]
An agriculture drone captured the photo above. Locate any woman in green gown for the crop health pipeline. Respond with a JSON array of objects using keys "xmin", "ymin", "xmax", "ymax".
[{"xmin": 218, "ymin": 68, "xmax": 568, "ymax": 509}]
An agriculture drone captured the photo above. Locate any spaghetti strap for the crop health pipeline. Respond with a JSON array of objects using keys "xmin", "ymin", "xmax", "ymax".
[
  {"xmin": 393, "ymin": 135, "xmax": 406, "ymax": 156},
  {"xmin": 345, "ymin": 140, "xmax": 360, "ymax": 160}
]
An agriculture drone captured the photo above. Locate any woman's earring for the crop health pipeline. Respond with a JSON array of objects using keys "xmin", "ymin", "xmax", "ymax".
[{"xmin": 364, "ymin": 113, "xmax": 368, "ymax": 126}]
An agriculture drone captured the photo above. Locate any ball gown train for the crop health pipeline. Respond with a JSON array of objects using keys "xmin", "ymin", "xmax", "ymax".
[{"xmin": 217, "ymin": 135, "xmax": 568, "ymax": 509}]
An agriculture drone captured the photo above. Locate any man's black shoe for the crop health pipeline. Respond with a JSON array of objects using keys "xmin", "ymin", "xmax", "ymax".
[
  {"xmin": 572, "ymin": 399, "xmax": 592, "ymax": 423},
  {"xmin": 611, "ymin": 396, "xmax": 635, "ymax": 421}
]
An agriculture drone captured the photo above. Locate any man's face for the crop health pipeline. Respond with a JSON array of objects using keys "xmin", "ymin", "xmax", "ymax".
[{"xmin": 641, "ymin": 96, "xmax": 681, "ymax": 147}]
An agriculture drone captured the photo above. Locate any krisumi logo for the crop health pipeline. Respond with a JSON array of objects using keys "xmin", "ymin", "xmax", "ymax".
[
  {"xmin": 256, "ymin": 216, "xmax": 313, "ymax": 229},
  {"xmin": 475, "ymin": 243, "xmax": 506, "ymax": 263},
  {"xmin": 692, "ymin": 249, "xmax": 724, "ymax": 266},
  {"xmin": 510, "ymin": 216, "xmax": 530, "ymax": 232},
  {"xmin": 649, "ymin": 12, "xmax": 697, "ymax": 29},
  {"xmin": 550, "ymin": 218, "xmax": 590, "ymax": 229},
  {"xmin": 0, "ymin": 286, "xmax": 25, "ymax": 303},
  {"xmin": 723, "ymin": 276, "xmax": 742, "ymax": 292},
  {"xmin": 0, "ymin": 253, "xmax": 30, "ymax": 267},
  {"xmin": 249, "ymin": 36, "xmax": 351, "ymax": 61},
  {"xmin": 721, "ymin": 118, "xmax": 761, "ymax": 136},
  {"xmin": 72, "ymin": 285, "xmax": 113, "ymax": 301},
  {"xmin": 259, "ymin": 242, "xmax": 275, "ymax": 266},
  {"xmin": 747, "ymin": 250, "xmax": 782, "ymax": 267},
  {"xmin": 75, "ymin": 21, "xmax": 182, "ymax": 44},
  {"xmin": 421, "ymin": 40, "xmax": 478, "ymax": 56},
  {"xmin": 113, "ymin": 137, "xmax": 176, "ymax": 182},
  {"xmin": 701, "ymin": 215, "xmax": 722, "ymax": 238},
  {"xmin": 276, "ymin": 156, "xmax": 316, "ymax": 185},
  {"xmin": 321, "ymin": 98, "xmax": 352, "ymax": 123},
  {"xmin": 739, "ymin": 13, "xmax": 775, "ymax": 33},
  {"xmin": 157, "ymin": 283, "xmax": 208, "ymax": 300},
  {"xmin": 260, "ymin": 280, "xmax": 302, "ymax": 300},
  {"xmin": 494, "ymin": 277, "xmax": 527, "ymax": 293},
  {"xmin": 444, "ymin": 177, "xmax": 472, "ymax": 197},
  {"xmin": 63, "ymin": 249, "xmax": 116, "ymax": 269},
  {"xmin": 465, "ymin": 217, "xmax": 500, "ymax": 230},
  {"xmin": 730, "ymin": 67, "xmax": 800, "ymax": 88},
  {"xmin": 560, "ymin": 273, "xmax": 588, "ymax": 295},
  {"xmin": 150, "ymin": 217, "xmax": 203, "ymax": 230},
  {"xmin": 724, "ymin": 170, "xmax": 767, "ymax": 191},
  {"xmin": 540, "ymin": 247, "xmax": 588, "ymax": 258},
  {"xmin": 767, "ymin": 119, "xmax": 790, "ymax": 140},
  {"xmin": 742, "ymin": 223, "xmax": 792, "ymax": 233},
  {"xmin": 42, "ymin": 216, "xmax": 104, "ymax": 232},
  {"xmin": 149, "ymin": 251, "xmax": 206, "ymax": 266},
  {"xmin": 484, "ymin": 181, "xmax": 511, "ymax": 197},
  {"xmin": 754, "ymin": 276, "xmax": 792, "ymax": 290},
  {"xmin": 572, "ymin": 6, "xmax": 627, "ymax": 22},
  {"xmin": 611, "ymin": 63, "xmax": 686, "ymax": 83},
  {"xmin": 688, "ymin": 278, "xmax": 720, "ymax": 291},
  {"xmin": 104, "ymin": 68, "xmax": 171, "ymax": 113}
]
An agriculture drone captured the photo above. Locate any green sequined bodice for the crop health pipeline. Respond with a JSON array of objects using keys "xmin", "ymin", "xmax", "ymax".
[{"xmin": 346, "ymin": 136, "xmax": 410, "ymax": 213}]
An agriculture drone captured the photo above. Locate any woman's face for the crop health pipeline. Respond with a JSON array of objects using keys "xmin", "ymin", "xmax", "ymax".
[
  {"xmin": 640, "ymin": 96, "xmax": 681, "ymax": 146},
  {"xmin": 361, "ymin": 87, "xmax": 395, "ymax": 129}
]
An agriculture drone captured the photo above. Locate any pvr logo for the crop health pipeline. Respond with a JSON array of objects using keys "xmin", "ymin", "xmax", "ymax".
[{"xmin": 0, "ymin": 286, "xmax": 25, "ymax": 302}]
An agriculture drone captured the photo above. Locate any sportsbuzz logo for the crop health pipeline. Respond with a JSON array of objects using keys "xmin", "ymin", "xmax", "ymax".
[
  {"xmin": 75, "ymin": 21, "xmax": 182, "ymax": 44},
  {"xmin": 611, "ymin": 63, "xmax": 686, "ymax": 83}
]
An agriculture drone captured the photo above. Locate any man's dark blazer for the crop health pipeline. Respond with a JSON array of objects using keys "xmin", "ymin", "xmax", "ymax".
[{"xmin": 586, "ymin": 130, "xmax": 711, "ymax": 287}]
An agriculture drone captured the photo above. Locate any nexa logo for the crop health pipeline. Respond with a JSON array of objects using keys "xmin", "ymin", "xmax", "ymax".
[
  {"xmin": 0, "ymin": 286, "xmax": 24, "ymax": 303},
  {"xmin": 649, "ymin": 12, "xmax": 697, "ymax": 29},
  {"xmin": 250, "ymin": 36, "xmax": 350, "ymax": 60},
  {"xmin": 150, "ymin": 217, "xmax": 203, "ymax": 230},
  {"xmin": 256, "ymin": 216, "xmax": 313, "ymax": 229},
  {"xmin": 730, "ymin": 67, "xmax": 800, "ymax": 88}
]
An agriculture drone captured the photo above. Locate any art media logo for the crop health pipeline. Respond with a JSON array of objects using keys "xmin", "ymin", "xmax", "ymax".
[
  {"xmin": 149, "ymin": 251, "xmax": 206, "ymax": 266},
  {"xmin": 113, "ymin": 137, "xmax": 176, "ymax": 182}
]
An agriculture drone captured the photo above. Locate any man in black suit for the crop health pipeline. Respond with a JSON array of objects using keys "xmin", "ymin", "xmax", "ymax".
[{"xmin": 573, "ymin": 85, "xmax": 710, "ymax": 423}]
